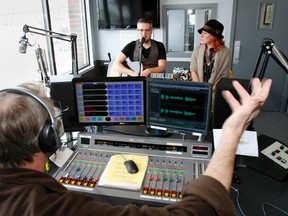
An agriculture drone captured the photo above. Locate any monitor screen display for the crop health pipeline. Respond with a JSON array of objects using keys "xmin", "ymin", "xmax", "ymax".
[
  {"xmin": 146, "ymin": 79, "xmax": 212, "ymax": 135},
  {"xmin": 97, "ymin": 0, "xmax": 160, "ymax": 29},
  {"xmin": 72, "ymin": 77, "xmax": 146, "ymax": 126}
]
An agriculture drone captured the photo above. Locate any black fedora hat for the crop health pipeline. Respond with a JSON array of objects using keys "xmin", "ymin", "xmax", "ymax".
[{"xmin": 198, "ymin": 19, "xmax": 224, "ymax": 39}]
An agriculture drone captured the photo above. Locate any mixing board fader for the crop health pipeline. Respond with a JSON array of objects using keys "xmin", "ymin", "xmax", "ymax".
[
  {"xmin": 53, "ymin": 132, "xmax": 212, "ymax": 206},
  {"xmin": 58, "ymin": 150, "xmax": 112, "ymax": 188}
]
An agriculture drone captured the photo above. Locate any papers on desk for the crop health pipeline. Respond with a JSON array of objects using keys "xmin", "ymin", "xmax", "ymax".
[
  {"xmin": 98, "ymin": 154, "xmax": 149, "ymax": 191},
  {"xmin": 213, "ymin": 129, "xmax": 259, "ymax": 157}
]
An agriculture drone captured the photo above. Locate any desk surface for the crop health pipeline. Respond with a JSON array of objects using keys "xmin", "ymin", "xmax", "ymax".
[
  {"xmin": 232, "ymin": 166, "xmax": 288, "ymax": 216},
  {"xmin": 62, "ymin": 128, "xmax": 288, "ymax": 215},
  {"xmin": 107, "ymin": 128, "xmax": 288, "ymax": 215}
]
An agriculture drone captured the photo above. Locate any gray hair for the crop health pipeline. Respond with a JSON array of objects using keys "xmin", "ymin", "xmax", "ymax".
[{"xmin": 0, "ymin": 82, "xmax": 53, "ymax": 168}]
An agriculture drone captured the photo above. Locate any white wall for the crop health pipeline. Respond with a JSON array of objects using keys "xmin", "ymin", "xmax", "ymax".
[{"xmin": 93, "ymin": 0, "xmax": 235, "ymax": 60}]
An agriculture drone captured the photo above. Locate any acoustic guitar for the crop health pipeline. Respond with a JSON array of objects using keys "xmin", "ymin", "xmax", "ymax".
[{"xmin": 107, "ymin": 60, "xmax": 173, "ymax": 79}]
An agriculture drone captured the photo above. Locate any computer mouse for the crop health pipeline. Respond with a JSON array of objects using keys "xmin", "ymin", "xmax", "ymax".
[{"xmin": 124, "ymin": 160, "xmax": 139, "ymax": 174}]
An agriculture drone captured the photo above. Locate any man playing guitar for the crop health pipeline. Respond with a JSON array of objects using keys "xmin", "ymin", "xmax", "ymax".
[{"xmin": 109, "ymin": 18, "xmax": 167, "ymax": 77}]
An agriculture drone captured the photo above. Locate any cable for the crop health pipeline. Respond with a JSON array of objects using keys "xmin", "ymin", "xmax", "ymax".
[
  {"xmin": 119, "ymin": 154, "xmax": 127, "ymax": 161},
  {"xmin": 231, "ymin": 186, "xmax": 288, "ymax": 216},
  {"xmin": 231, "ymin": 186, "xmax": 246, "ymax": 216},
  {"xmin": 262, "ymin": 202, "xmax": 288, "ymax": 216}
]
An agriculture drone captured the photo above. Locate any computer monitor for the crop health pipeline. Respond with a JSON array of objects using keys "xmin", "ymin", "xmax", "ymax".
[
  {"xmin": 146, "ymin": 79, "xmax": 212, "ymax": 137},
  {"xmin": 72, "ymin": 77, "xmax": 146, "ymax": 129}
]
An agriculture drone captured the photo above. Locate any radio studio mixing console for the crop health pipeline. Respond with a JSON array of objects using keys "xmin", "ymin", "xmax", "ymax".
[{"xmin": 53, "ymin": 131, "xmax": 213, "ymax": 206}]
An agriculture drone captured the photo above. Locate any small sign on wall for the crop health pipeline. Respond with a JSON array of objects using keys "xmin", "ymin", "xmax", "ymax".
[{"xmin": 257, "ymin": 2, "xmax": 275, "ymax": 30}]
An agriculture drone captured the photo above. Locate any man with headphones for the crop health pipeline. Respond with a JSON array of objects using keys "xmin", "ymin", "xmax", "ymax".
[{"xmin": 0, "ymin": 78, "xmax": 271, "ymax": 215}]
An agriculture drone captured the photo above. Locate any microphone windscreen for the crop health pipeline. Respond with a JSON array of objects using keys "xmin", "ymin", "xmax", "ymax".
[{"xmin": 19, "ymin": 40, "xmax": 27, "ymax": 54}]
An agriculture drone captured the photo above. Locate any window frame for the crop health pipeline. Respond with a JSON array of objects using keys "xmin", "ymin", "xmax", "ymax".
[{"xmin": 42, "ymin": 0, "xmax": 94, "ymax": 76}]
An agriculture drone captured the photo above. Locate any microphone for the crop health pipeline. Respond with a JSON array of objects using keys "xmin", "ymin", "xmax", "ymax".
[
  {"xmin": 139, "ymin": 37, "xmax": 145, "ymax": 48},
  {"xmin": 19, "ymin": 35, "xmax": 29, "ymax": 54},
  {"xmin": 138, "ymin": 38, "xmax": 145, "ymax": 76},
  {"xmin": 35, "ymin": 47, "xmax": 50, "ymax": 84}
]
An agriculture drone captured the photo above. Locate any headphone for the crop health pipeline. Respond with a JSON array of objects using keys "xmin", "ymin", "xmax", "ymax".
[{"xmin": 0, "ymin": 87, "xmax": 62, "ymax": 153}]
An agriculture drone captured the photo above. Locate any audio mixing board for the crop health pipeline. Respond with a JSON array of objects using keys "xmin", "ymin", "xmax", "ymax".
[{"xmin": 53, "ymin": 132, "xmax": 212, "ymax": 206}]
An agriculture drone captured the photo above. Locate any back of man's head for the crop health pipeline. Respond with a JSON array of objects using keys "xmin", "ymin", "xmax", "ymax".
[{"xmin": 0, "ymin": 82, "xmax": 52, "ymax": 168}]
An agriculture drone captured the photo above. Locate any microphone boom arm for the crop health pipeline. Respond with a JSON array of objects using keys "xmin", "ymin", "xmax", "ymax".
[
  {"xmin": 23, "ymin": 24, "xmax": 78, "ymax": 75},
  {"xmin": 251, "ymin": 38, "xmax": 288, "ymax": 112},
  {"xmin": 252, "ymin": 38, "xmax": 288, "ymax": 80}
]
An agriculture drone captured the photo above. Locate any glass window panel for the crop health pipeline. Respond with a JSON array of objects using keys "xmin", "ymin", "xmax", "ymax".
[
  {"xmin": 163, "ymin": 4, "xmax": 216, "ymax": 58},
  {"xmin": 48, "ymin": 0, "xmax": 89, "ymax": 75},
  {"xmin": 167, "ymin": 8, "xmax": 211, "ymax": 53},
  {"xmin": 0, "ymin": 1, "xmax": 47, "ymax": 87}
]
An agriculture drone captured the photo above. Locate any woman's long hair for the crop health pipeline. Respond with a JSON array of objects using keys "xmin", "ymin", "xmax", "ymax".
[{"xmin": 213, "ymin": 37, "xmax": 225, "ymax": 52}]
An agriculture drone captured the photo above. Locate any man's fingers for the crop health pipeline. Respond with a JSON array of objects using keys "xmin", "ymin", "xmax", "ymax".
[{"xmin": 221, "ymin": 78, "xmax": 272, "ymax": 113}]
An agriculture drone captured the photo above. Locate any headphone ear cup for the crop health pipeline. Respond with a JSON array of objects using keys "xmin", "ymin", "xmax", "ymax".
[{"xmin": 38, "ymin": 121, "xmax": 58, "ymax": 153}]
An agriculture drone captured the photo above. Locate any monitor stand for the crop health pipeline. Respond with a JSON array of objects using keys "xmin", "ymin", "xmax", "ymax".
[
  {"xmin": 97, "ymin": 125, "xmax": 104, "ymax": 133},
  {"xmin": 145, "ymin": 128, "xmax": 172, "ymax": 137}
]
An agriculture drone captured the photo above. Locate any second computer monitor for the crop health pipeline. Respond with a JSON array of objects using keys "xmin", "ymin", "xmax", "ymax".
[{"xmin": 146, "ymin": 79, "xmax": 212, "ymax": 136}]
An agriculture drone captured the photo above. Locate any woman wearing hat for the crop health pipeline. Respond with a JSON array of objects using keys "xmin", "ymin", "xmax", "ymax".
[{"xmin": 190, "ymin": 19, "xmax": 231, "ymax": 91}]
